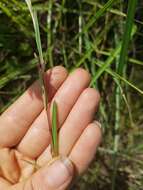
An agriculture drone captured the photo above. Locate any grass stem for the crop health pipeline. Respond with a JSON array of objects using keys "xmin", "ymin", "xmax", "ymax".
[
  {"xmin": 112, "ymin": 1, "xmax": 137, "ymax": 189},
  {"xmin": 47, "ymin": 0, "xmax": 54, "ymax": 68}
]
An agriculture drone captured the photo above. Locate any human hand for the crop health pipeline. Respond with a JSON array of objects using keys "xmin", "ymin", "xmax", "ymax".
[{"xmin": 0, "ymin": 66, "xmax": 102, "ymax": 190}]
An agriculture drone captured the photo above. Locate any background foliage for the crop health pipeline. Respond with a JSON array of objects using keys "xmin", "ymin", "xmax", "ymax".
[{"xmin": 0, "ymin": 0, "xmax": 143, "ymax": 189}]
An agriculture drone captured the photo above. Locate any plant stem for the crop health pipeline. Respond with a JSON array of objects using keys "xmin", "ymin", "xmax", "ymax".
[
  {"xmin": 79, "ymin": 2, "xmax": 82, "ymax": 54},
  {"xmin": 112, "ymin": 1, "xmax": 137, "ymax": 189},
  {"xmin": 118, "ymin": 0, "xmax": 137, "ymax": 75},
  {"xmin": 47, "ymin": 0, "xmax": 53, "ymax": 67}
]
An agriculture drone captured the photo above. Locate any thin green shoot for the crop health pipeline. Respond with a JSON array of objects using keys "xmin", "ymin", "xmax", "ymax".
[
  {"xmin": 51, "ymin": 101, "xmax": 59, "ymax": 157},
  {"xmin": 47, "ymin": 0, "xmax": 53, "ymax": 67},
  {"xmin": 118, "ymin": 0, "xmax": 138, "ymax": 75}
]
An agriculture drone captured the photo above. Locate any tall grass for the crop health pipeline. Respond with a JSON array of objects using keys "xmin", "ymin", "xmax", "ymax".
[
  {"xmin": 112, "ymin": 1, "xmax": 137, "ymax": 189},
  {"xmin": 0, "ymin": 0, "xmax": 143, "ymax": 189},
  {"xmin": 25, "ymin": 0, "xmax": 59, "ymax": 158}
]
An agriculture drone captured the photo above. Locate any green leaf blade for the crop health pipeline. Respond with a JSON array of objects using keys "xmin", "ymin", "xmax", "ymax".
[{"xmin": 51, "ymin": 101, "xmax": 59, "ymax": 157}]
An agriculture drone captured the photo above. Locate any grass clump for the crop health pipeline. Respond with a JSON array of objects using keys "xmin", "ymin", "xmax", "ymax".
[{"xmin": 0, "ymin": 0, "xmax": 143, "ymax": 189}]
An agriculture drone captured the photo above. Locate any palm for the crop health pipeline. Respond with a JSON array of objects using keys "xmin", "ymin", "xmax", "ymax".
[{"xmin": 0, "ymin": 66, "xmax": 101, "ymax": 190}]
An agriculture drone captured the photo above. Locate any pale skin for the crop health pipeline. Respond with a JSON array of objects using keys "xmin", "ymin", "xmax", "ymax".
[{"xmin": 0, "ymin": 66, "xmax": 102, "ymax": 190}]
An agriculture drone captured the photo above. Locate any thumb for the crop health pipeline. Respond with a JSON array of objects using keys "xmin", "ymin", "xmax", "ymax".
[{"xmin": 31, "ymin": 157, "xmax": 74, "ymax": 190}]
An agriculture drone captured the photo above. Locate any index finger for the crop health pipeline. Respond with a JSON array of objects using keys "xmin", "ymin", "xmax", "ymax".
[{"xmin": 0, "ymin": 66, "xmax": 68, "ymax": 148}]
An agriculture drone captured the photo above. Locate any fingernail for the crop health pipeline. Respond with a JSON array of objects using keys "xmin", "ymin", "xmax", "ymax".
[
  {"xmin": 46, "ymin": 157, "xmax": 73, "ymax": 188},
  {"xmin": 94, "ymin": 120, "xmax": 102, "ymax": 129}
]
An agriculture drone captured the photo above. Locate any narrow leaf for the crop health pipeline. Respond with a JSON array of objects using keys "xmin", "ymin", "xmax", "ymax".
[
  {"xmin": 118, "ymin": 0, "xmax": 137, "ymax": 75},
  {"xmin": 25, "ymin": 0, "xmax": 48, "ymax": 108},
  {"xmin": 51, "ymin": 101, "xmax": 59, "ymax": 157}
]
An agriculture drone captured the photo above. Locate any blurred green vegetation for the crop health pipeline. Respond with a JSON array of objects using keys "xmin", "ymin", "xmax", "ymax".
[{"xmin": 0, "ymin": 0, "xmax": 143, "ymax": 189}]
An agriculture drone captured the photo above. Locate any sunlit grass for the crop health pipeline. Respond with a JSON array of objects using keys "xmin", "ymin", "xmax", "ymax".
[{"xmin": 0, "ymin": 0, "xmax": 143, "ymax": 189}]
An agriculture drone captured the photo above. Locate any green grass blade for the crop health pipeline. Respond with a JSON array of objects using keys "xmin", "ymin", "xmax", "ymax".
[
  {"xmin": 0, "ymin": 59, "xmax": 37, "ymax": 89},
  {"xmin": 25, "ymin": 0, "xmax": 44, "ymax": 64},
  {"xmin": 47, "ymin": 0, "xmax": 54, "ymax": 67},
  {"xmin": 75, "ymin": 0, "xmax": 116, "ymax": 40},
  {"xmin": 112, "ymin": 1, "xmax": 137, "ymax": 188},
  {"xmin": 33, "ymin": 10, "xmax": 44, "ymax": 64},
  {"xmin": 90, "ymin": 43, "xmax": 121, "ymax": 86},
  {"xmin": 118, "ymin": 0, "xmax": 137, "ymax": 75},
  {"xmin": 51, "ymin": 101, "xmax": 59, "ymax": 157},
  {"xmin": 93, "ymin": 61, "xmax": 143, "ymax": 95},
  {"xmin": 25, "ymin": 0, "xmax": 48, "ymax": 109},
  {"xmin": 90, "ymin": 25, "xmax": 136, "ymax": 86}
]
